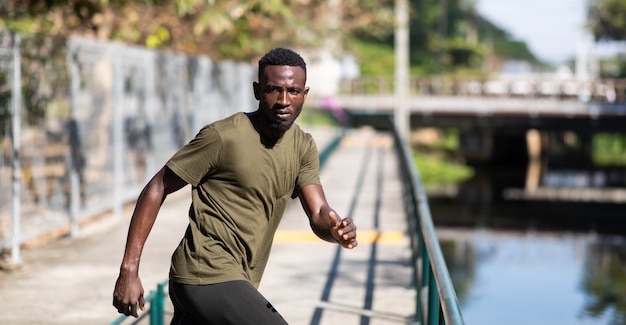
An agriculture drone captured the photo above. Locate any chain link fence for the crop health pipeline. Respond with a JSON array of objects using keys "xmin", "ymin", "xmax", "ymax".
[
  {"xmin": 1, "ymin": 30, "xmax": 27, "ymax": 265},
  {"xmin": 0, "ymin": 31, "xmax": 256, "ymax": 264}
]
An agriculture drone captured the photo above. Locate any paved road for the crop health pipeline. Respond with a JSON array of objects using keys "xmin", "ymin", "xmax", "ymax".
[{"xmin": 0, "ymin": 126, "xmax": 414, "ymax": 325}]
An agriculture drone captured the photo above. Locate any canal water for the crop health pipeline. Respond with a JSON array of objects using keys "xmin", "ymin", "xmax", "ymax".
[{"xmin": 428, "ymin": 166, "xmax": 626, "ymax": 325}]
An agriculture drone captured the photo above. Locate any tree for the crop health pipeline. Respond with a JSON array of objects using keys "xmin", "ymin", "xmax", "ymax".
[
  {"xmin": 350, "ymin": 0, "xmax": 539, "ymax": 76},
  {"xmin": 1, "ymin": 0, "xmax": 542, "ymax": 73},
  {"xmin": 587, "ymin": 0, "xmax": 626, "ymax": 41},
  {"xmin": 0, "ymin": 0, "xmax": 339, "ymax": 61}
]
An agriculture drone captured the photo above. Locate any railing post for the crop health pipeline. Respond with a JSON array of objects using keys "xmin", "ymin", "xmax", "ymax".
[
  {"xmin": 428, "ymin": 271, "xmax": 440, "ymax": 325},
  {"xmin": 150, "ymin": 282, "xmax": 166, "ymax": 325},
  {"xmin": 421, "ymin": 249, "xmax": 430, "ymax": 323}
]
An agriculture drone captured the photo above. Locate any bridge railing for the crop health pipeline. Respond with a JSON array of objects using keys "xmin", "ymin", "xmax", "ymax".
[
  {"xmin": 392, "ymin": 124, "xmax": 465, "ymax": 325},
  {"xmin": 340, "ymin": 76, "xmax": 626, "ymax": 102}
]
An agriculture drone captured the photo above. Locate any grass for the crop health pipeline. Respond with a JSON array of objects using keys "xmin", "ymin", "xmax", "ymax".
[
  {"xmin": 413, "ymin": 151, "xmax": 474, "ymax": 188},
  {"xmin": 411, "ymin": 129, "xmax": 474, "ymax": 188},
  {"xmin": 299, "ymin": 106, "xmax": 344, "ymax": 128}
]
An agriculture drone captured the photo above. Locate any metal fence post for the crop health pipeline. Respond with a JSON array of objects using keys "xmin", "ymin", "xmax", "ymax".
[
  {"xmin": 67, "ymin": 40, "xmax": 81, "ymax": 237},
  {"xmin": 150, "ymin": 282, "xmax": 166, "ymax": 325},
  {"xmin": 428, "ymin": 271, "xmax": 440, "ymax": 325},
  {"xmin": 112, "ymin": 50, "xmax": 124, "ymax": 217},
  {"xmin": 144, "ymin": 51, "xmax": 157, "ymax": 180},
  {"xmin": 10, "ymin": 33, "xmax": 22, "ymax": 266}
]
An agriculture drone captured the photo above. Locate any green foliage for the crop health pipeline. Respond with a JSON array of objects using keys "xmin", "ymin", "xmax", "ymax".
[
  {"xmin": 593, "ymin": 133, "xmax": 626, "ymax": 166},
  {"xmin": 491, "ymin": 39, "xmax": 538, "ymax": 63},
  {"xmin": 580, "ymin": 242, "xmax": 626, "ymax": 325},
  {"xmin": 435, "ymin": 129, "xmax": 461, "ymax": 151},
  {"xmin": 1, "ymin": 0, "xmax": 545, "ymax": 73},
  {"xmin": 0, "ymin": 0, "xmax": 334, "ymax": 61},
  {"xmin": 298, "ymin": 107, "xmax": 343, "ymax": 128},
  {"xmin": 343, "ymin": 0, "xmax": 395, "ymax": 43},
  {"xmin": 598, "ymin": 54, "xmax": 626, "ymax": 78},
  {"xmin": 588, "ymin": 0, "xmax": 626, "ymax": 41},
  {"xmin": 145, "ymin": 26, "xmax": 170, "ymax": 48},
  {"xmin": 442, "ymin": 37, "xmax": 485, "ymax": 69},
  {"xmin": 348, "ymin": 0, "xmax": 543, "ymax": 76},
  {"xmin": 348, "ymin": 37, "xmax": 395, "ymax": 77},
  {"xmin": 411, "ymin": 129, "xmax": 474, "ymax": 188},
  {"xmin": 174, "ymin": 0, "xmax": 216, "ymax": 15},
  {"xmin": 0, "ymin": 31, "xmax": 69, "ymax": 134},
  {"xmin": 413, "ymin": 151, "xmax": 473, "ymax": 188}
]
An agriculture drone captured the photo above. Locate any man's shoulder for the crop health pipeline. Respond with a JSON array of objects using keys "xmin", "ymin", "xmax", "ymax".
[
  {"xmin": 200, "ymin": 112, "xmax": 247, "ymax": 132},
  {"xmin": 290, "ymin": 123, "xmax": 315, "ymax": 143},
  {"xmin": 214, "ymin": 112, "xmax": 246, "ymax": 126}
]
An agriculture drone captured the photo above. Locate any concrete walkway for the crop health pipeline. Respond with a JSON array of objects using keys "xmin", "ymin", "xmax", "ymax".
[{"xmin": 0, "ymin": 126, "xmax": 414, "ymax": 325}]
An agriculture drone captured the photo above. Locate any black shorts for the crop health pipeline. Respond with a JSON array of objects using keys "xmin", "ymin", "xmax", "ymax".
[{"xmin": 169, "ymin": 280, "xmax": 289, "ymax": 325}]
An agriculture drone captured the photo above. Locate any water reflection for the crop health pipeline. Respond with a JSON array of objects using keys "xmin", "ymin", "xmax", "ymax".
[
  {"xmin": 429, "ymin": 166, "xmax": 626, "ymax": 325},
  {"xmin": 439, "ymin": 231, "xmax": 626, "ymax": 325},
  {"xmin": 581, "ymin": 238, "xmax": 626, "ymax": 325}
]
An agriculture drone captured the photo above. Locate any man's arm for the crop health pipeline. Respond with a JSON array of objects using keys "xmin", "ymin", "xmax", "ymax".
[
  {"xmin": 299, "ymin": 184, "xmax": 357, "ymax": 249},
  {"xmin": 112, "ymin": 166, "xmax": 187, "ymax": 317}
]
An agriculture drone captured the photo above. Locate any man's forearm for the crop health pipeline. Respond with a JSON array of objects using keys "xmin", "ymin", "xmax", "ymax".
[{"xmin": 119, "ymin": 181, "xmax": 165, "ymax": 274}]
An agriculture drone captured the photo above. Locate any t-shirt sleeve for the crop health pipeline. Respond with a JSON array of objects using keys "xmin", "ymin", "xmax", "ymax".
[
  {"xmin": 291, "ymin": 133, "xmax": 321, "ymax": 199},
  {"xmin": 166, "ymin": 126, "xmax": 222, "ymax": 186}
]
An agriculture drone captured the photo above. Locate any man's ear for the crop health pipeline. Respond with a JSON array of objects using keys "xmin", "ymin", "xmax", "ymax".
[{"xmin": 253, "ymin": 82, "xmax": 261, "ymax": 100}]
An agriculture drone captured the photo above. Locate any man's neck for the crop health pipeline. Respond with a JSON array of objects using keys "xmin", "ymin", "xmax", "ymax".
[{"xmin": 247, "ymin": 111, "xmax": 285, "ymax": 143}]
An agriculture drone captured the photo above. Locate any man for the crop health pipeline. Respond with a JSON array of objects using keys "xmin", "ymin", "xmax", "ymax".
[{"xmin": 112, "ymin": 47, "xmax": 358, "ymax": 324}]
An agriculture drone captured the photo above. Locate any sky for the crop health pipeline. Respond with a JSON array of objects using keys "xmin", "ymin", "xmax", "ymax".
[{"xmin": 475, "ymin": 0, "xmax": 625, "ymax": 66}]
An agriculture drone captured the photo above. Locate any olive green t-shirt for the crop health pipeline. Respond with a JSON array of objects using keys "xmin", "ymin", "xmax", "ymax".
[{"xmin": 165, "ymin": 112, "xmax": 320, "ymax": 287}]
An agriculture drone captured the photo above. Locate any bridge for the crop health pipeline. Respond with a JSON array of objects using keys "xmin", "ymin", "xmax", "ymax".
[
  {"xmin": 330, "ymin": 75, "xmax": 626, "ymax": 123},
  {"xmin": 320, "ymin": 76, "xmax": 626, "ymax": 165}
]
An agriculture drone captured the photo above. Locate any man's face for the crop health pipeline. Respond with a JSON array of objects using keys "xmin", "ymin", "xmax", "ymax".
[{"xmin": 254, "ymin": 65, "xmax": 309, "ymax": 132}]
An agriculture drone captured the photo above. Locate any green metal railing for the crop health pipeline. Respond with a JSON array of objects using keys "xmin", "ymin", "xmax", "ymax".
[
  {"xmin": 318, "ymin": 128, "xmax": 344, "ymax": 168},
  {"xmin": 109, "ymin": 280, "xmax": 169, "ymax": 325},
  {"xmin": 392, "ymin": 127, "xmax": 465, "ymax": 325}
]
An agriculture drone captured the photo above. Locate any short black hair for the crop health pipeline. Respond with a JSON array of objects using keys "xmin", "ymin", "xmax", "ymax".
[{"xmin": 257, "ymin": 48, "xmax": 307, "ymax": 82}]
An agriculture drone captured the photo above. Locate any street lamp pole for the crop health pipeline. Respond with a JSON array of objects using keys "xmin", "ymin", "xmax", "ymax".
[{"xmin": 395, "ymin": 0, "xmax": 410, "ymax": 140}]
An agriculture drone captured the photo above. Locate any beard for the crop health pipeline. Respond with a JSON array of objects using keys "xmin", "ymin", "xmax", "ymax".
[
  {"xmin": 271, "ymin": 120, "xmax": 294, "ymax": 132},
  {"xmin": 270, "ymin": 110, "xmax": 300, "ymax": 131}
]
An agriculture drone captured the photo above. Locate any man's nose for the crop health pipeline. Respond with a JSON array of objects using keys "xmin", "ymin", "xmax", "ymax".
[{"xmin": 277, "ymin": 90, "xmax": 290, "ymax": 106}]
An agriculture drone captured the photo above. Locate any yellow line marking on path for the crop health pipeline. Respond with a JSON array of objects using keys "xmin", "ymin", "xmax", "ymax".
[
  {"xmin": 341, "ymin": 136, "xmax": 394, "ymax": 148},
  {"xmin": 273, "ymin": 230, "xmax": 405, "ymax": 244}
]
